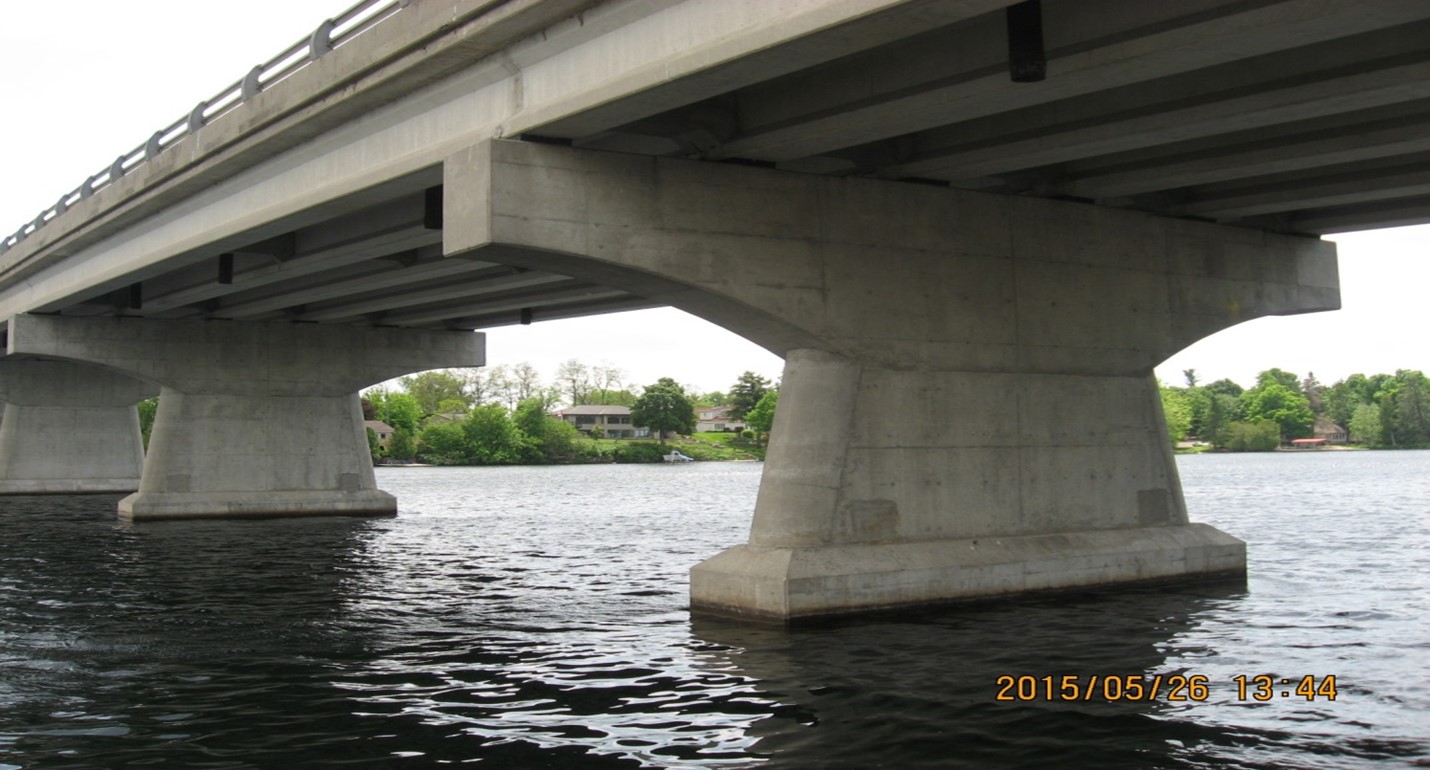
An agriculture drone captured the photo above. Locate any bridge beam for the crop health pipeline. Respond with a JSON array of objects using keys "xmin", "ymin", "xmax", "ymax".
[
  {"xmin": 5, "ymin": 315, "xmax": 482, "ymax": 520},
  {"xmin": 0, "ymin": 359, "xmax": 156, "ymax": 494},
  {"xmin": 448, "ymin": 139, "xmax": 1339, "ymax": 620}
]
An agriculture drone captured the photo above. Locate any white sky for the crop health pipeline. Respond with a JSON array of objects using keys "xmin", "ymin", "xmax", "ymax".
[{"xmin": 2, "ymin": 1, "xmax": 1425, "ymax": 395}]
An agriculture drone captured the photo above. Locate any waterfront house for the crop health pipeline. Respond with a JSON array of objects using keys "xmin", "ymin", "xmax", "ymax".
[
  {"xmin": 364, "ymin": 420, "xmax": 395, "ymax": 449},
  {"xmin": 696, "ymin": 405, "xmax": 746, "ymax": 433},
  {"xmin": 557, "ymin": 405, "xmax": 650, "ymax": 438},
  {"xmin": 1312, "ymin": 415, "xmax": 1348, "ymax": 444}
]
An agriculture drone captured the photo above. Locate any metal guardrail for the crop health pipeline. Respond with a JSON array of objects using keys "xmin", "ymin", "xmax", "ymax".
[{"xmin": 0, "ymin": 0, "xmax": 413, "ymax": 257}]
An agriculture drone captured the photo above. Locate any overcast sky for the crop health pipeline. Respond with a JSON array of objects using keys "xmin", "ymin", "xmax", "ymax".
[{"xmin": 2, "ymin": 1, "xmax": 1425, "ymax": 395}]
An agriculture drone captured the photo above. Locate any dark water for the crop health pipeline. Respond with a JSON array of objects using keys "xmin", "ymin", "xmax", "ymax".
[{"xmin": 1, "ymin": 453, "xmax": 1426, "ymax": 769}]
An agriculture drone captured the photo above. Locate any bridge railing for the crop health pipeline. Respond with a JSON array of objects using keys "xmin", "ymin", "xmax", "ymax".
[{"xmin": 0, "ymin": 0, "xmax": 413, "ymax": 258}]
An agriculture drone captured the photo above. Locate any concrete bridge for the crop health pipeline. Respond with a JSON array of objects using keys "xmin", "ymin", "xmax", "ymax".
[{"xmin": 2, "ymin": 0, "xmax": 1425, "ymax": 620}]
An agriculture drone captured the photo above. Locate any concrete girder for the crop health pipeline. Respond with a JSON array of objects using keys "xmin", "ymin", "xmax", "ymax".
[
  {"xmin": 0, "ymin": 358, "xmax": 157, "ymax": 494},
  {"xmin": 507, "ymin": 0, "xmax": 1017, "ymax": 141},
  {"xmin": 1176, "ymin": 158, "xmax": 1430, "ymax": 220},
  {"xmin": 442, "ymin": 139, "xmax": 1338, "ymax": 619},
  {"xmin": 1268, "ymin": 194, "xmax": 1430, "ymax": 234},
  {"xmin": 375, "ymin": 283, "xmax": 633, "ymax": 328},
  {"xmin": 889, "ymin": 56, "xmax": 1430, "ymax": 183},
  {"xmin": 204, "ymin": 245, "xmax": 461, "ymax": 319},
  {"xmin": 4, "ymin": 314, "xmax": 482, "ymax": 520},
  {"xmin": 106, "ymin": 195, "xmax": 442, "ymax": 317},
  {"xmin": 1062, "ymin": 105, "xmax": 1430, "ymax": 199},
  {"xmin": 713, "ymin": 0, "xmax": 1430, "ymax": 162},
  {"xmin": 294, "ymin": 265, "xmax": 573, "ymax": 323}
]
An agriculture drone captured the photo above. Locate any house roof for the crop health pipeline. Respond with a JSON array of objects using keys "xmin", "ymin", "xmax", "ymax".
[
  {"xmin": 1312, "ymin": 415, "xmax": 1346, "ymax": 434},
  {"xmin": 560, "ymin": 405, "xmax": 631, "ymax": 416},
  {"xmin": 364, "ymin": 420, "xmax": 394, "ymax": 433}
]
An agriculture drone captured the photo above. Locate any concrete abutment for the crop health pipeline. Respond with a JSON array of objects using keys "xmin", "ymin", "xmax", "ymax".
[
  {"xmin": 446, "ymin": 139, "xmax": 1339, "ymax": 620},
  {"xmin": 5, "ymin": 315, "xmax": 482, "ymax": 520}
]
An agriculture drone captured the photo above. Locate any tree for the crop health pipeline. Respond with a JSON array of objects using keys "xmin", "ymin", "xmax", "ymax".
[
  {"xmin": 1348, "ymin": 403, "xmax": 1383, "ymax": 446},
  {"xmin": 368, "ymin": 390, "xmax": 423, "ymax": 434},
  {"xmin": 1389, "ymin": 370, "xmax": 1430, "ymax": 446},
  {"xmin": 509, "ymin": 362, "xmax": 544, "ymax": 405},
  {"xmin": 462, "ymin": 403, "xmax": 526, "ymax": 464},
  {"xmin": 1182, "ymin": 368, "xmax": 1199, "ymax": 388},
  {"xmin": 556, "ymin": 359, "xmax": 592, "ymax": 406},
  {"xmin": 1255, "ymin": 368, "xmax": 1303, "ymax": 394},
  {"xmin": 1159, "ymin": 386, "xmax": 1192, "ymax": 445},
  {"xmin": 387, "ymin": 426, "xmax": 417, "ymax": 462},
  {"xmin": 416, "ymin": 422, "xmax": 467, "ymax": 465},
  {"xmin": 399, "ymin": 370, "xmax": 471, "ymax": 415},
  {"xmin": 1301, "ymin": 372, "xmax": 1325, "ymax": 414},
  {"xmin": 694, "ymin": 390, "xmax": 728, "ymax": 407},
  {"xmin": 745, "ymin": 390, "xmax": 778, "ymax": 438},
  {"xmin": 727, "ymin": 371, "xmax": 771, "ymax": 420},
  {"xmin": 1205, "ymin": 378, "xmax": 1244, "ymax": 398},
  {"xmin": 1242, "ymin": 382, "xmax": 1312, "ymax": 442},
  {"xmin": 631, "ymin": 378, "xmax": 695, "ymax": 442},
  {"xmin": 589, "ymin": 365, "xmax": 627, "ymax": 405},
  {"xmin": 1205, "ymin": 393, "xmax": 1242, "ymax": 448},
  {"xmin": 513, "ymin": 397, "xmax": 579, "ymax": 462},
  {"xmin": 1223, "ymin": 420, "xmax": 1280, "ymax": 451},
  {"xmin": 365, "ymin": 426, "xmax": 381, "ymax": 463},
  {"xmin": 137, "ymin": 396, "xmax": 160, "ymax": 450}
]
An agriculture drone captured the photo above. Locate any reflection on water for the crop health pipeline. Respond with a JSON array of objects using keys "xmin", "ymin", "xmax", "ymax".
[{"xmin": 1, "ymin": 456, "xmax": 1426, "ymax": 769}]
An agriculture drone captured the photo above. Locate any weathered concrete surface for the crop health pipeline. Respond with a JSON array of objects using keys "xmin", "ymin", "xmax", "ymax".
[
  {"xmin": 5, "ymin": 315, "xmax": 482, "ymax": 520},
  {"xmin": 0, "ymin": 359, "xmax": 156, "ymax": 494},
  {"xmin": 446, "ymin": 139, "xmax": 1338, "ymax": 619}
]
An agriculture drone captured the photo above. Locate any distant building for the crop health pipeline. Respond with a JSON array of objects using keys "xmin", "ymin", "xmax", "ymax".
[
  {"xmin": 1312, "ymin": 415, "xmax": 1348, "ymax": 444},
  {"xmin": 556, "ymin": 405, "xmax": 649, "ymax": 438},
  {"xmin": 696, "ymin": 405, "xmax": 746, "ymax": 433},
  {"xmin": 364, "ymin": 420, "xmax": 395, "ymax": 448}
]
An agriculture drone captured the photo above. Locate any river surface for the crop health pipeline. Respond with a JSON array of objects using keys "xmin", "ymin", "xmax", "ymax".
[{"xmin": 1, "ymin": 452, "xmax": 1426, "ymax": 769}]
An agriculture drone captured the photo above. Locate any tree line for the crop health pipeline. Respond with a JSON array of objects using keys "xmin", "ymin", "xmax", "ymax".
[
  {"xmin": 1160, "ymin": 367, "xmax": 1430, "ymax": 451},
  {"xmin": 364, "ymin": 364, "xmax": 780, "ymax": 466}
]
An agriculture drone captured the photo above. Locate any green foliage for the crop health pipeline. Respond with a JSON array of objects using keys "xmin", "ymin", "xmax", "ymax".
[
  {"xmin": 1255, "ymin": 368, "xmax": 1302, "ymax": 394},
  {"xmin": 695, "ymin": 390, "xmax": 728, "ymax": 407},
  {"xmin": 137, "ymin": 396, "xmax": 159, "ymax": 450},
  {"xmin": 612, "ymin": 442, "xmax": 668, "ymax": 463},
  {"xmin": 513, "ymin": 398, "xmax": 580, "ymax": 462},
  {"xmin": 1242, "ymin": 381, "xmax": 1313, "ymax": 441},
  {"xmin": 399, "ymin": 370, "xmax": 471, "ymax": 415},
  {"xmin": 387, "ymin": 426, "xmax": 417, "ymax": 462},
  {"xmin": 631, "ymin": 378, "xmax": 695, "ymax": 441},
  {"xmin": 1206, "ymin": 393, "xmax": 1242, "ymax": 448},
  {"xmin": 727, "ymin": 371, "xmax": 771, "ymax": 420},
  {"xmin": 416, "ymin": 422, "xmax": 467, "ymax": 465},
  {"xmin": 1222, "ymin": 420, "xmax": 1280, "ymax": 452},
  {"xmin": 1159, "ymin": 385, "xmax": 1193, "ymax": 444},
  {"xmin": 366, "ymin": 426, "xmax": 380, "ymax": 463},
  {"xmin": 1348, "ymin": 403, "xmax": 1383, "ymax": 446},
  {"xmin": 745, "ymin": 390, "xmax": 779, "ymax": 436},
  {"xmin": 368, "ymin": 390, "xmax": 424, "ymax": 434},
  {"xmin": 461, "ymin": 404, "xmax": 527, "ymax": 464},
  {"xmin": 1205, "ymin": 378, "xmax": 1244, "ymax": 398}
]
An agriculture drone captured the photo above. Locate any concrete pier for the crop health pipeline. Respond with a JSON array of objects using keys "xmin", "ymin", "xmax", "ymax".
[
  {"xmin": 5, "ymin": 315, "xmax": 482, "ymax": 520},
  {"xmin": 0, "ymin": 359, "xmax": 156, "ymax": 494},
  {"xmin": 446, "ymin": 139, "xmax": 1339, "ymax": 619}
]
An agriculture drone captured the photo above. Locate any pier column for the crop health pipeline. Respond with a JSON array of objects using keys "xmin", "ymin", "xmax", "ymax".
[
  {"xmin": 6, "ymin": 315, "xmax": 482, "ymax": 520},
  {"xmin": 0, "ymin": 359, "xmax": 157, "ymax": 493},
  {"xmin": 446, "ymin": 139, "xmax": 1340, "ymax": 619}
]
